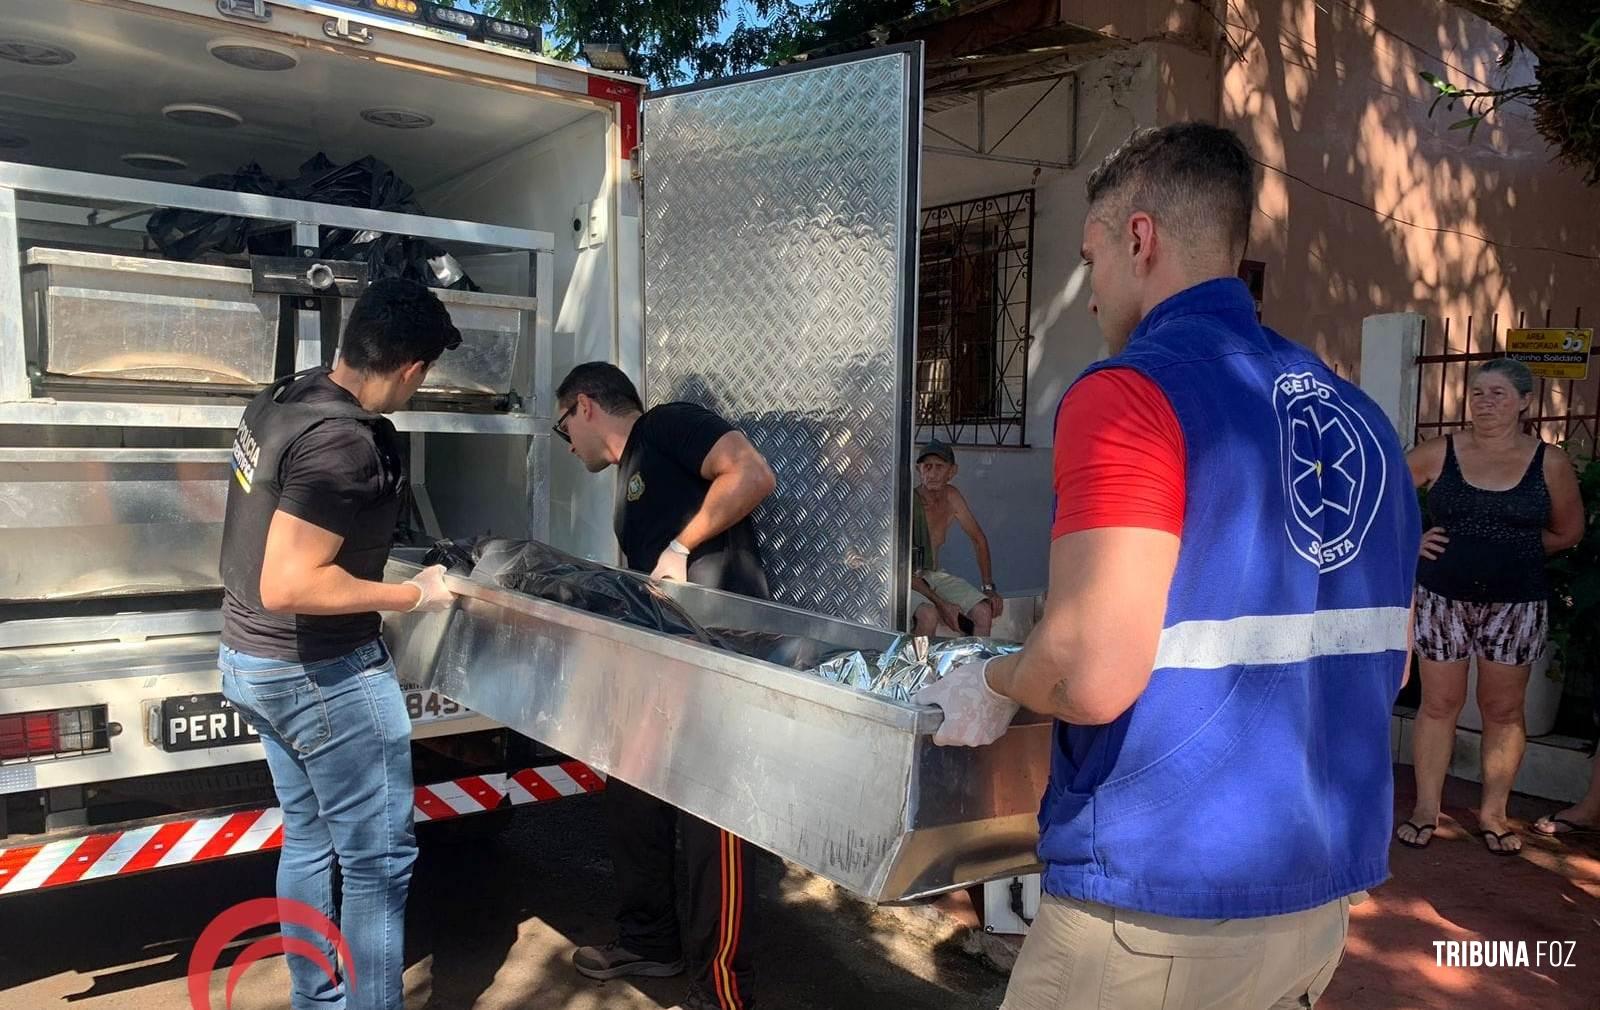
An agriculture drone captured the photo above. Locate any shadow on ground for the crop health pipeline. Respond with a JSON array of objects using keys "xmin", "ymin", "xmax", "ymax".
[{"xmin": 0, "ymin": 794, "xmax": 1004, "ymax": 1010}]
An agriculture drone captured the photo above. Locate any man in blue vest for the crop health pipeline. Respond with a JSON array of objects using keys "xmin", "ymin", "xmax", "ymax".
[{"xmin": 916, "ymin": 123, "xmax": 1420, "ymax": 1008}]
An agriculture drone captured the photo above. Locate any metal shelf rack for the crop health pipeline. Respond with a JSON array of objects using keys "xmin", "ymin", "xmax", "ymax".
[{"xmin": 0, "ymin": 161, "xmax": 557, "ymax": 435}]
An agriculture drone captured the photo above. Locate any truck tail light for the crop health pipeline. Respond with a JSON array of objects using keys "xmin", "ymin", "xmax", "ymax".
[{"xmin": 0, "ymin": 706, "xmax": 109, "ymax": 762}]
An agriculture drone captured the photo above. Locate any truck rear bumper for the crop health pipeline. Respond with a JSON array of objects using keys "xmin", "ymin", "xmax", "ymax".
[
  {"xmin": 0, "ymin": 761, "xmax": 604, "ymax": 897},
  {"xmin": 0, "ymin": 630, "xmax": 495, "ymax": 794}
]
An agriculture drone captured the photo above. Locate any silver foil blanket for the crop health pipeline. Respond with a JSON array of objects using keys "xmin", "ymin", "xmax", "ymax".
[
  {"xmin": 810, "ymin": 636, "xmax": 1022, "ymax": 703},
  {"xmin": 422, "ymin": 537, "xmax": 1018, "ymax": 703}
]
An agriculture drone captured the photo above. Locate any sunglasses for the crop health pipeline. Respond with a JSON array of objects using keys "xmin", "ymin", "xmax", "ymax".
[{"xmin": 553, "ymin": 404, "xmax": 576, "ymax": 444}]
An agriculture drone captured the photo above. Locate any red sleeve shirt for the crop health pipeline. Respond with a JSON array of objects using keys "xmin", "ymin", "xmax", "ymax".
[{"xmin": 1052, "ymin": 368, "xmax": 1187, "ymax": 539}]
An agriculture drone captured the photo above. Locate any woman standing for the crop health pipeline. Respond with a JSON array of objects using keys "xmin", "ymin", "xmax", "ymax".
[{"xmin": 1397, "ymin": 358, "xmax": 1585, "ymax": 855}]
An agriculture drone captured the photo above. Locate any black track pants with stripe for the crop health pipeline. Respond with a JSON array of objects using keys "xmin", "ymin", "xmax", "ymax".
[{"xmin": 605, "ymin": 777, "xmax": 755, "ymax": 1009}]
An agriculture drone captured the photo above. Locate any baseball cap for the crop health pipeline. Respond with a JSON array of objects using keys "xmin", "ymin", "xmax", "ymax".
[{"xmin": 917, "ymin": 439, "xmax": 955, "ymax": 465}]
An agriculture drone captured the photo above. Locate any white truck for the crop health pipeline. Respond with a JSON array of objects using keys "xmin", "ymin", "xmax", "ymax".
[{"xmin": 0, "ymin": 0, "xmax": 935, "ymax": 898}]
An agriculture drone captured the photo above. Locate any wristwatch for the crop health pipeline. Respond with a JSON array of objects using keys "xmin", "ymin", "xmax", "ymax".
[{"xmin": 982, "ymin": 583, "xmax": 997, "ymax": 594}]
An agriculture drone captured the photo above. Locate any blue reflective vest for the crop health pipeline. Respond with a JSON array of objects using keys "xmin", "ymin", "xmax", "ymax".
[{"xmin": 1039, "ymin": 278, "xmax": 1421, "ymax": 918}]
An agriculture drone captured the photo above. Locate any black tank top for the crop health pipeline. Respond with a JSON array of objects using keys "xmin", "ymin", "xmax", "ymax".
[{"xmin": 1416, "ymin": 436, "xmax": 1550, "ymax": 603}]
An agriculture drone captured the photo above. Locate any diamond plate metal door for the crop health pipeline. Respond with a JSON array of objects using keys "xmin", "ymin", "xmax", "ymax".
[{"xmin": 642, "ymin": 46, "xmax": 921, "ymax": 628}]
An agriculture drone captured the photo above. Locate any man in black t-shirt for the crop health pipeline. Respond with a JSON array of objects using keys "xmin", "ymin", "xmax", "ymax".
[
  {"xmin": 556, "ymin": 362, "xmax": 774, "ymax": 1010},
  {"xmin": 218, "ymin": 279, "xmax": 460, "ymax": 1010}
]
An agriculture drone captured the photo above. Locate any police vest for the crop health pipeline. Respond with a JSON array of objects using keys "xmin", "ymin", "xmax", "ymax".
[{"xmin": 219, "ymin": 369, "xmax": 401, "ymax": 615}]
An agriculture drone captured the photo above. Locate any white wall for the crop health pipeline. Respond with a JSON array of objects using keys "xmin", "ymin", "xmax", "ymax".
[
  {"xmin": 419, "ymin": 111, "xmax": 619, "ymax": 558},
  {"xmin": 918, "ymin": 48, "xmax": 1157, "ymax": 594}
]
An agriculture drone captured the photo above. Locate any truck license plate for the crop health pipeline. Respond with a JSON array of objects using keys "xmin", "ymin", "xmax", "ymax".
[
  {"xmin": 159, "ymin": 690, "xmax": 468, "ymax": 751},
  {"xmin": 160, "ymin": 694, "xmax": 258, "ymax": 752},
  {"xmin": 403, "ymin": 690, "xmax": 464, "ymax": 723}
]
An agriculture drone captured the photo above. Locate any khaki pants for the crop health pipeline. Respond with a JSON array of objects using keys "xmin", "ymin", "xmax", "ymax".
[{"xmin": 1001, "ymin": 893, "xmax": 1358, "ymax": 1010}]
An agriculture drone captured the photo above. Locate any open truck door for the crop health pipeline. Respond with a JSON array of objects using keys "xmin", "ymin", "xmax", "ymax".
[{"xmin": 639, "ymin": 46, "xmax": 924, "ymax": 631}]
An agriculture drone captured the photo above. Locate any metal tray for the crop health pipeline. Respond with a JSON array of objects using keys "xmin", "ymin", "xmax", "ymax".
[
  {"xmin": 341, "ymin": 288, "xmax": 534, "ymax": 397},
  {"xmin": 0, "ymin": 448, "xmax": 230, "ymax": 601},
  {"xmin": 381, "ymin": 558, "xmax": 1049, "ymax": 903},
  {"xmin": 22, "ymin": 248, "xmax": 279, "ymax": 385}
]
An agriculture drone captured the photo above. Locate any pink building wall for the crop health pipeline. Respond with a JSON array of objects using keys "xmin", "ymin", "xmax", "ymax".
[{"xmin": 1157, "ymin": 0, "xmax": 1598, "ymax": 392}]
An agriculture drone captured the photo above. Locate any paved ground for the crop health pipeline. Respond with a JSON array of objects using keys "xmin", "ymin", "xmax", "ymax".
[
  {"xmin": 0, "ymin": 794, "xmax": 1004, "ymax": 1010},
  {"xmin": 1324, "ymin": 769, "xmax": 1600, "ymax": 1010},
  {"xmin": 2, "ymin": 768, "xmax": 1598, "ymax": 1010}
]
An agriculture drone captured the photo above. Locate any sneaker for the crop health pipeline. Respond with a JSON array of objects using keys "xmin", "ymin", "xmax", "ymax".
[{"xmin": 572, "ymin": 941, "xmax": 686, "ymax": 981}]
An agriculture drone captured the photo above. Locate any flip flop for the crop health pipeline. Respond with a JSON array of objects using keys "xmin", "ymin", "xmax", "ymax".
[
  {"xmin": 1480, "ymin": 829, "xmax": 1521, "ymax": 856},
  {"xmin": 1395, "ymin": 820, "xmax": 1437, "ymax": 849},
  {"xmin": 1533, "ymin": 816, "xmax": 1600, "ymax": 837}
]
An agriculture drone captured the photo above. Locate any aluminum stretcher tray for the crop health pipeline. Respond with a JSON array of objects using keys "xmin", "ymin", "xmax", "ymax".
[{"xmin": 381, "ymin": 557, "xmax": 1050, "ymax": 903}]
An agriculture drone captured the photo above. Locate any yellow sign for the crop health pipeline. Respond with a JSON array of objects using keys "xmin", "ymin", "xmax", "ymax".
[{"xmin": 1506, "ymin": 328, "xmax": 1593, "ymax": 380}]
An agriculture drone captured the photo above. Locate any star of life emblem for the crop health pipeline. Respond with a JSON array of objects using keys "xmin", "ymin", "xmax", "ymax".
[{"xmin": 1274, "ymin": 371, "xmax": 1388, "ymax": 573}]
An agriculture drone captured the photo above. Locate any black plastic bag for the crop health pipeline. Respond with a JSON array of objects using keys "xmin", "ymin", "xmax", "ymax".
[
  {"xmin": 279, "ymin": 153, "xmax": 412, "ymax": 210},
  {"xmin": 145, "ymin": 153, "xmax": 476, "ymax": 290},
  {"xmin": 421, "ymin": 537, "xmax": 851, "ymax": 671},
  {"xmin": 424, "ymin": 537, "xmax": 717, "ymax": 647},
  {"xmin": 145, "ymin": 161, "xmax": 280, "ymax": 261},
  {"xmin": 706, "ymin": 628, "xmax": 844, "ymax": 671}
]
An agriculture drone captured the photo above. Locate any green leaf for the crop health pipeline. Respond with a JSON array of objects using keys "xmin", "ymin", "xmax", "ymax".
[
  {"xmin": 1450, "ymin": 115, "xmax": 1483, "ymax": 131},
  {"xmin": 1546, "ymin": 455, "xmax": 1600, "ymax": 687},
  {"xmin": 1419, "ymin": 70, "xmax": 1461, "ymax": 97}
]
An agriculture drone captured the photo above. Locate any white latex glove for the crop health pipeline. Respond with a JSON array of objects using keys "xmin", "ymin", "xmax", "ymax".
[
  {"xmin": 650, "ymin": 547, "xmax": 689, "ymax": 582},
  {"xmin": 404, "ymin": 564, "xmax": 454, "ymax": 613},
  {"xmin": 913, "ymin": 657, "xmax": 1020, "ymax": 747}
]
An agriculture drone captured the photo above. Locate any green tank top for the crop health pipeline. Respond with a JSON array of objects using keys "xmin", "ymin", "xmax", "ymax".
[{"xmin": 912, "ymin": 492, "xmax": 936, "ymax": 572}]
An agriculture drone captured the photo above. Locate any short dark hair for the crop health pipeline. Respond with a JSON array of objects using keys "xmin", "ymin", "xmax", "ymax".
[
  {"xmin": 1085, "ymin": 123, "xmax": 1254, "ymax": 254},
  {"xmin": 340, "ymin": 278, "xmax": 461, "ymax": 374},
  {"xmin": 556, "ymin": 361, "xmax": 644, "ymax": 415}
]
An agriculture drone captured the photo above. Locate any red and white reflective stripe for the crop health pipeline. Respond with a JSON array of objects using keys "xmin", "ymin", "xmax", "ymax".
[
  {"xmin": 0, "ymin": 808, "xmax": 286, "ymax": 896},
  {"xmin": 413, "ymin": 773, "xmax": 507, "ymax": 823},
  {"xmin": 0, "ymin": 764, "xmax": 600, "ymax": 896},
  {"xmin": 506, "ymin": 761, "xmax": 606, "ymax": 805}
]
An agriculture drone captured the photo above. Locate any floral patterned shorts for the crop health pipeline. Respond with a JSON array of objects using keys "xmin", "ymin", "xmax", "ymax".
[{"xmin": 1414, "ymin": 586, "xmax": 1548, "ymax": 667}]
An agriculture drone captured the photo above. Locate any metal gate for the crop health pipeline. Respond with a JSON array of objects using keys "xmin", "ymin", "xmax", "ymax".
[{"xmin": 1414, "ymin": 308, "xmax": 1597, "ymax": 461}]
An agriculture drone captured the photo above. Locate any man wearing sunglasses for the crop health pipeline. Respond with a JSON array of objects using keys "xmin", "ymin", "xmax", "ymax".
[
  {"xmin": 217, "ymin": 278, "xmax": 462, "ymax": 1010},
  {"xmin": 554, "ymin": 361, "xmax": 775, "ymax": 1010}
]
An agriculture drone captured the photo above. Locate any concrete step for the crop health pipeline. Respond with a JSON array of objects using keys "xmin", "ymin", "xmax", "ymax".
[{"xmin": 1391, "ymin": 707, "xmax": 1595, "ymax": 803}]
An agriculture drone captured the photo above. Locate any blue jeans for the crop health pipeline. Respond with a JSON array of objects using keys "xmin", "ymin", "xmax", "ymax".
[{"xmin": 220, "ymin": 640, "xmax": 417, "ymax": 1010}]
